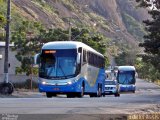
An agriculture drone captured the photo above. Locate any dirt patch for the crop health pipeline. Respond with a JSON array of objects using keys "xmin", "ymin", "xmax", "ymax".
[
  {"xmin": 132, "ymin": 104, "xmax": 160, "ymax": 114},
  {"xmin": 0, "ymin": 89, "xmax": 44, "ymax": 98}
]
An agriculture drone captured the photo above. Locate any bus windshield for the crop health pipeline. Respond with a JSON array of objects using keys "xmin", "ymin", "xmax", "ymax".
[
  {"xmin": 117, "ymin": 71, "xmax": 135, "ymax": 84},
  {"xmin": 39, "ymin": 49, "xmax": 77, "ymax": 79}
]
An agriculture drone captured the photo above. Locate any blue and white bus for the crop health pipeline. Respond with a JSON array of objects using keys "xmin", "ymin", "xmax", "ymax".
[
  {"xmin": 34, "ymin": 41, "xmax": 106, "ymax": 98},
  {"xmin": 117, "ymin": 66, "xmax": 136, "ymax": 93}
]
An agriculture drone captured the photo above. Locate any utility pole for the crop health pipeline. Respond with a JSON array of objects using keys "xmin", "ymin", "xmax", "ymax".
[
  {"xmin": 0, "ymin": 0, "xmax": 14, "ymax": 94},
  {"xmin": 4, "ymin": 0, "xmax": 11, "ymax": 83}
]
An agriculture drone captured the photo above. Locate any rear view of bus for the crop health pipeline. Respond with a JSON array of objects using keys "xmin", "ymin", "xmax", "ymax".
[{"xmin": 117, "ymin": 66, "xmax": 136, "ymax": 93}]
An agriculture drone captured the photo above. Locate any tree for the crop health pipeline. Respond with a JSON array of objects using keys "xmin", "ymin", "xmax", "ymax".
[
  {"xmin": 0, "ymin": 0, "xmax": 6, "ymax": 29},
  {"xmin": 0, "ymin": 14, "xmax": 6, "ymax": 28},
  {"xmin": 0, "ymin": 4, "xmax": 6, "ymax": 38},
  {"xmin": 136, "ymin": 0, "xmax": 160, "ymax": 72},
  {"xmin": 136, "ymin": 0, "xmax": 160, "ymax": 9},
  {"xmin": 0, "ymin": 14, "xmax": 6, "ymax": 40},
  {"xmin": 135, "ymin": 57, "xmax": 160, "ymax": 81},
  {"xmin": 11, "ymin": 21, "xmax": 45, "ymax": 75},
  {"xmin": 115, "ymin": 50, "xmax": 136, "ymax": 66},
  {"xmin": 12, "ymin": 23, "xmax": 109, "ymax": 75}
]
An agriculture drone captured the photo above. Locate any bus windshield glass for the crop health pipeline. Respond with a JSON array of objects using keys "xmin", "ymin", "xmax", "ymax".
[
  {"xmin": 117, "ymin": 71, "xmax": 135, "ymax": 84},
  {"xmin": 39, "ymin": 49, "xmax": 77, "ymax": 79}
]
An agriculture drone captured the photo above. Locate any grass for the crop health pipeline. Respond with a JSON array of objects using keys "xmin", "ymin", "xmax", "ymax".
[
  {"xmin": 61, "ymin": 0, "xmax": 75, "ymax": 11},
  {"xmin": 31, "ymin": 0, "xmax": 65, "ymax": 28},
  {"xmin": 88, "ymin": 12, "xmax": 110, "ymax": 31},
  {"xmin": 11, "ymin": 6, "xmax": 27, "ymax": 30}
]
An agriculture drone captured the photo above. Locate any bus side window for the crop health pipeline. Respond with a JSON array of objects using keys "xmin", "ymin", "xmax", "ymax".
[{"xmin": 83, "ymin": 50, "xmax": 87, "ymax": 63}]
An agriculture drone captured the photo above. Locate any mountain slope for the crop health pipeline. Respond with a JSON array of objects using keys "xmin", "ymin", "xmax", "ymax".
[{"xmin": 11, "ymin": 0, "xmax": 148, "ymax": 49}]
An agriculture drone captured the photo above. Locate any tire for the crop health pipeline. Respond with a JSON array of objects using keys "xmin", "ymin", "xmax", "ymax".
[
  {"xmin": 89, "ymin": 94, "xmax": 95, "ymax": 98},
  {"xmin": 0, "ymin": 82, "xmax": 14, "ymax": 95},
  {"xmin": 67, "ymin": 94, "xmax": 75, "ymax": 98},
  {"xmin": 52, "ymin": 94, "xmax": 57, "ymax": 97},
  {"xmin": 114, "ymin": 93, "xmax": 120, "ymax": 97},
  {"xmin": 46, "ymin": 92, "xmax": 52, "ymax": 98},
  {"xmin": 90, "ymin": 85, "xmax": 102, "ymax": 97},
  {"xmin": 93, "ymin": 85, "xmax": 100, "ymax": 97}
]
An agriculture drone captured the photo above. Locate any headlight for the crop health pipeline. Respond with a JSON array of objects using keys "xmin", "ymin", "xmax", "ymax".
[
  {"xmin": 67, "ymin": 79, "xmax": 76, "ymax": 85},
  {"xmin": 42, "ymin": 81, "xmax": 46, "ymax": 85},
  {"xmin": 67, "ymin": 81, "xmax": 72, "ymax": 85}
]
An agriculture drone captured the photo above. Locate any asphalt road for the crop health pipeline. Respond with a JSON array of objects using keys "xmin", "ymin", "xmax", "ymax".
[{"xmin": 0, "ymin": 79, "xmax": 160, "ymax": 120}]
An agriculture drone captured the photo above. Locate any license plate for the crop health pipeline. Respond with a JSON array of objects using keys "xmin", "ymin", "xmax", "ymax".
[
  {"xmin": 53, "ymin": 88, "xmax": 60, "ymax": 90},
  {"xmin": 105, "ymin": 91, "xmax": 110, "ymax": 93}
]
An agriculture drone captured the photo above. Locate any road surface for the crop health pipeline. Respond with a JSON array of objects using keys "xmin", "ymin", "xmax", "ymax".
[{"xmin": 0, "ymin": 79, "xmax": 160, "ymax": 120}]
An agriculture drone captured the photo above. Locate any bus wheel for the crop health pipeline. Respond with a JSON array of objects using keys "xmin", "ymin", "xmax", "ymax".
[
  {"xmin": 52, "ymin": 94, "xmax": 57, "ymax": 97},
  {"xmin": 114, "ymin": 93, "xmax": 120, "ymax": 97},
  {"xmin": 46, "ymin": 92, "xmax": 52, "ymax": 98},
  {"xmin": 89, "ymin": 94, "xmax": 95, "ymax": 97},
  {"xmin": 67, "ymin": 94, "xmax": 75, "ymax": 98}
]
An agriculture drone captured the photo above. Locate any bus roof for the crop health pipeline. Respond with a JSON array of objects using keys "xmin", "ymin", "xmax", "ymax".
[
  {"xmin": 42, "ymin": 41, "xmax": 104, "ymax": 57},
  {"xmin": 118, "ymin": 66, "xmax": 135, "ymax": 71}
]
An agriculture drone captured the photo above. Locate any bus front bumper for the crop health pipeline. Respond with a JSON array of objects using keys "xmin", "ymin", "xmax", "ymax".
[
  {"xmin": 38, "ymin": 83, "xmax": 81, "ymax": 93},
  {"xmin": 119, "ymin": 85, "xmax": 136, "ymax": 92}
]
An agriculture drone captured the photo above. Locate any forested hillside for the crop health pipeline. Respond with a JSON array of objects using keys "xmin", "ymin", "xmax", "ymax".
[
  {"xmin": 1, "ymin": 0, "xmax": 148, "ymax": 45},
  {"xmin": 1, "ymin": 0, "xmax": 159, "ymax": 82}
]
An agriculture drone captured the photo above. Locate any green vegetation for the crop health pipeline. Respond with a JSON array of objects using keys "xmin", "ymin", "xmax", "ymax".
[
  {"xmin": 0, "ymin": 0, "xmax": 27, "ymax": 31},
  {"xmin": 0, "ymin": 0, "xmax": 6, "ymax": 25},
  {"xmin": 135, "ymin": 0, "xmax": 160, "ymax": 83},
  {"xmin": 0, "ymin": 0, "xmax": 6, "ymax": 40},
  {"xmin": 0, "ymin": 14, "xmax": 5, "ymax": 28},
  {"xmin": 115, "ymin": 49, "xmax": 137, "ymax": 66},
  {"xmin": 61, "ymin": 0, "xmax": 75, "ymax": 11},
  {"xmin": 135, "ymin": 57, "xmax": 160, "ymax": 82},
  {"xmin": 1, "ymin": 0, "xmax": 146, "ymax": 81},
  {"xmin": 122, "ymin": 12, "xmax": 145, "ymax": 42},
  {"xmin": 88, "ymin": 13, "xmax": 110, "ymax": 32},
  {"xmin": 0, "ymin": 0, "xmax": 112, "ymax": 76},
  {"xmin": 11, "ymin": 21, "xmax": 44, "ymax": 76},
  {"xmin": 11, "ymin": 6, "xmax": 26, "ymax": 30},
  {"xmin": 31, "ymin": 0, "xmax": 55, "ymax": 14}
]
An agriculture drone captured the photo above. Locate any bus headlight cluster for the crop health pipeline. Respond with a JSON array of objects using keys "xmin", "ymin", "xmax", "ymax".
[
  {"xmin": 42, "ymin": 81, "xmax": 46, "ymax": 85},
  {"xmin": 67, "ymin": 80, "xmax": 76, "ymax": 85},
  {"xmin": 67, "ymin": 81, "xmax": 72, "ymax": 85}
]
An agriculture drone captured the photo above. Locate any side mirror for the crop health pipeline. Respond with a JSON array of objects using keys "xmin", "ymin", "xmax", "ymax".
[
  {"xmin": 34, "ymin": 53, "xmax": 40, "ymax": 66},
  {"xmin": 77, "ymin": 53, "xmax": 81, "ymax": 64}
]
